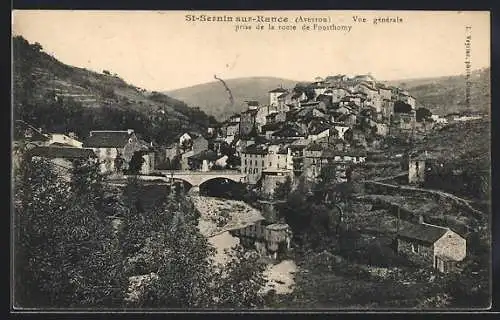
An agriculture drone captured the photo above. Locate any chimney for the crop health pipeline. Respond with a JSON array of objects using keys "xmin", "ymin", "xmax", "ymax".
[{"xmin": 127, "ymin": 129, "xmax": 134, "ymax": 135}]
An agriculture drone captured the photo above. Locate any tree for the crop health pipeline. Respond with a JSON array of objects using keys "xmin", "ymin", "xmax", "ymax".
[
  {"xmin": 120, "ymin": 187, "xmax": 267, "ymax": 308},
  {"xmin": 14, "ymin": 156, "xmax": 127, "ymax": 308},
  {"xmin": 211, "ymin": 245, "xmax": 267, "ymax": 308},
  {"xmin": 127, "ymin": 151, "xmax": 145, "ymax": 175},
  {"xmin": 394, "ymin": 101, "xmax": 413, "ymax": 114},
  {"xmin": 416, "ymin": 107, "xmax": 433, "ymax": 122},
  {"xmin": 274, "ymin": 176, "xmax": 292, "ymax": 200},
  {"xmin": 294, "ymin": 83, "xmax": 315, "ymax": 100}
]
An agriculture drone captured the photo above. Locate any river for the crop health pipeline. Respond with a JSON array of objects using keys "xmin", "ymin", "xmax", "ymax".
[{"xmin": 192, "ymin": 194, "xmax": 297, "ymax": 295}]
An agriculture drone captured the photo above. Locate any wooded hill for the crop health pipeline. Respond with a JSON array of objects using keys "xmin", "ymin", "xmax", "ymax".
[{"xmin": 13, "ymin": 36, "xmax": 217, "ymax": 145}]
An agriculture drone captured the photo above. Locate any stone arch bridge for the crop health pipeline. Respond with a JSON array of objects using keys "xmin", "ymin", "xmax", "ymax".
[{"xmin": 130, "ymin": 170, "xmax": 247, "ymax": 193}]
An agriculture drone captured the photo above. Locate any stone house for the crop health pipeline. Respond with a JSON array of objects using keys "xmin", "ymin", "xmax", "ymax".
[
  {"xmin": 239, "ymin": 108, "xmax": 258, "ymax": 137},
  {"xmin": 377, "ymin": 84, "xmax": 393, "ymax": 100},
  {"xmin": 187, "ymin": 150, "xmax": 219, "ymax": 172},
  {"xmin": 245, "ymin": 100, "xmax": 260, "ymax": 110},
  {"xmin": 400, "ymin": 93, "xmax": 416, "ymax": 109},
  {"xmin": 260, "ymin": 169, "xmax": 294, "ymax": 198},
  {"xmin": 240, "ymin": 144, "xmax": 268, "ymax": 184},
  {"xmin": 396, "ymin": 219, "xmax": 466, "ymax": 273},
  {"xmin": 289, "ymin": 140, "xmax": 308, "ymax": 175},
  {"xmin": 303, "ymin": 144, "xmax": 366, "ymax": 179},
  {"xmin": 266, "ymin": 144, "xmax": 293, "ymax": 171},
  {"xmin": 381, "ymin": 99, "xmax": 395, "ymax": 122},
  {"xmin": 269, "ymin": 87, "xmax": 288, "ymax": 107},
  {"xmin": 393, "ymin": 110, "xmax": 417, "ymax": 131},
  {"xmin": 277, "ymin": 92, "xmax": 293, "ymax": 113},
  {"xmin": 255, "ymin": 105, "xmax": 278, "ymax": 132},
  {"xmin": 291, "ymin": 91, "xmax": 308, "ymax": 107},
  {"xmin": 271, "ymin": 126, "xmax": 306, "ymax": 140},
  {"xmin": 26, "ymin": 146, "xmax": 97, "ymax": 180},
  {"xmin": 192, "ymin": 135, "xmax": 209, "ymax": 155},
  {"xmin": 225, "ymin": 121, "xmax": 240, "ymax": 138},
  {"xmin": 230, "ymin": 221, "xmax": 293, "ymax": 260},
  {"xmin": 83, "ymin": 130, "xmax": 152, "ymax": 175}
]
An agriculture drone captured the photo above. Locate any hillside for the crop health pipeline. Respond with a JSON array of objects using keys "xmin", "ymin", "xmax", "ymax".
[
  {"xmin": 166, "ymin": 77, "xmax": 299, "ymax": 121},
  {"xmin": 385, "ymin": 68, "xmax": 490, "ymax": 116},
  {"xmin": 417, "ymin": 117, "xmax": 490, "ymax": 169},
  {"xmin": 13, "ymin": 36, "xmax": 217, "ymax": 145}
]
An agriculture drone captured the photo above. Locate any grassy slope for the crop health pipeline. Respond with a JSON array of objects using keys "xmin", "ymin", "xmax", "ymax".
[
  {"xmin": 417, "ymin": 117, "xmax": 490, "ymax": 169},
  {"xmin": 385, "ymin": 68, "xmax": 490, "ymax": 116},
  {"xmin": 166, "ymin": 77, "xmax": 299, "ymax": 121}
]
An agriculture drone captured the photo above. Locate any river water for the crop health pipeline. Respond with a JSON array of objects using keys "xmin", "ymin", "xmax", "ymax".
[{"xmin": 194, "ymin": 194, "xmax": 298, "ymax": 295}]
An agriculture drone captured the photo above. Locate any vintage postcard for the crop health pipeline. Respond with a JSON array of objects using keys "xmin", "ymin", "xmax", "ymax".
[{"xmin": 11, "ymin": 10, "xmax": 491, "ymax": 310}]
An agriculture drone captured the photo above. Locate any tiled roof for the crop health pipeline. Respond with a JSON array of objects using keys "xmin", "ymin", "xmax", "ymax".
[
  {"xmin": 14, "ymin": 120, "xmax": 50, "ymax": 141},
  {"xmin": 305, "ymin": 142, "xmax": 323, "ymax": 151},
  {"xmin": 396, "ymin": 222, "xmax": 449, "ymax": 244},
  {"xmin": 269, "ymin": 87, "xmax": 288, "ymax": 93},
  {"xmin": 84, "ymin": 131, "xmax": 133, "ymax": 148},
  {"xmin": 309, "ymin": 125, "xmax": 331, "ymax": 135},
  {"xmin": 242, "ymin": 108, "xmax": 258, "ymax": 115},
  {"xmin": 272, "ymin": 127, "xmax": 305, "ymax": 138},
  {"xmin": 246, "ymin": 100, "xmax": 260, "ymax": 106},
  {"xmin": 188, "ymin": 150, "xmax": 219, "ymax": 161},
  {"xmin": 28, "ymin": 146, "xmax": 96, "ymax": 159},
  {"xmin": 261, "ymin": 122, "xmax": 282, "ymax": 132},
  {"xmin": 242, "ymin": 144, "xmax": 268, "ymax": 155}
]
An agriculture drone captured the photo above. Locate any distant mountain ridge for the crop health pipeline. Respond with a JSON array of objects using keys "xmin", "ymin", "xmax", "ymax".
[
  {"xmin": 165, "ymin": 77, "xmax": 299, "ymax": 121},
  {"xmin": 384, "ymin": 68, "xmax": 490, "ymax": 116}
]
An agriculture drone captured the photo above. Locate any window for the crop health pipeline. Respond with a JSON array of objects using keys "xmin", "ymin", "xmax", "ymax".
[
  {"xmin": 245, "ymin": 159, "xmax": 247, "ymax": 165},
  {"xmin": 262, "ymin": 160, "xmax": 264, "ymax": 167},
  {"xmin": 244, "ymin": 168, "xmax": 247, "ymax": 174},
  {"xmin": 253, "ymin": 168, "xmax": 257, "ymax": 174}
]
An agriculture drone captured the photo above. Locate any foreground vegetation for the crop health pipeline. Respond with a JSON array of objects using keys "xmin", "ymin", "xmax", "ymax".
[{"xmin": 13, "ymin": 148, "xmax": 269, "ymax": 309}]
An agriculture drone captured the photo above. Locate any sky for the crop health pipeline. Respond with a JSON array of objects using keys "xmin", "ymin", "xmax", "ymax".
[{"xmin": 12, "ymin": 10, "xmax": 490, "ymax": 91}]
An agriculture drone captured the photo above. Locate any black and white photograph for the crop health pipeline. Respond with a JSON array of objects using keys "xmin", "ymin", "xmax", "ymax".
[{"xmin": 11, "ymin": 10, "xmax": 491, "ymax": 310}]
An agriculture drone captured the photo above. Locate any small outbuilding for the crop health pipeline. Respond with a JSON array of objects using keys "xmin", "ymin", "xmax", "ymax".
[{"xmin": 396, "ymin": 219, "xmax": 466, "ymax": 273}]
